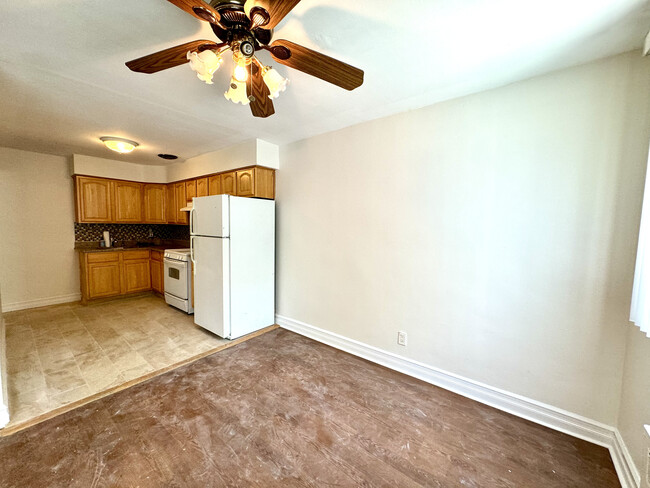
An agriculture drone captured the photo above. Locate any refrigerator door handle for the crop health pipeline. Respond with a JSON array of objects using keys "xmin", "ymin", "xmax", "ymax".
[
  {"xmin": 189, "ymin": 205, "xmax": 196, "ymax": 235},
  {"xmin": 190, "ymin": 236, "xmax": 197, "ymax": 276}
]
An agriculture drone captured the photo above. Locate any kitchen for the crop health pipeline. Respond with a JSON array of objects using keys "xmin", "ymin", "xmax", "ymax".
[{"xmin": 3, "ymin": 154, "xmax": 278, "ymax": 430}]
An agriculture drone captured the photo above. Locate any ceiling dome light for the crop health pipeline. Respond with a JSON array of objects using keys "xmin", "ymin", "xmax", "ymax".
[
  {"xmin": 100, "ymin": 136, "xmax": 139, "ymax": 154},
  {"xmin": 187, "ymin": 49, "xmax": 223, "ymax": 84},
  {"xmin": 262, "ymin": 67, "xmax": 289, "ymax": 99}
]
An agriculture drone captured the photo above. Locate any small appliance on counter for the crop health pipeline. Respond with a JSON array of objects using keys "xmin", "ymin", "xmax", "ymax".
[{"xmin": 163, "ymin": 249, "xmax": 193, "ymax": 314}]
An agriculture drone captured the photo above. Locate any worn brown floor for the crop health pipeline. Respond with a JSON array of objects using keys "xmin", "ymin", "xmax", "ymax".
[{"xmin": 0, "ymin": 329, "xmax": 619, "ymax": 487}]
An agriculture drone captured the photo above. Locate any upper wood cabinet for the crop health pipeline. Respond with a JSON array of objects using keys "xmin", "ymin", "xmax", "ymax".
[
  {"xmin": 196, "ymin": 177, "xmax": 208, "ymax": 197},
  {"xmin": 186, "ymin": 179, "xmax": 197, "ymax": 204},
  {"xmin": 166, "ymin": 182, "xmax": 177, "ymax": 224},
  {"xmin": 114, "ymin": 181, "xmax": 143, "ymax": 223},
  {"xmin": 236, "ymin": 169, "xmax": 254, "ymax": 197},
  {"xmin": 208, "ymin": 174, "xmax": 221, "ymax": 196},
  {"xmin": 175, "ymin": 182, "xmax": 188, "ymax": 224},
  {"xmin": 236, "ymin": 167, "xmax": 275, "ymax": 199},
  {"xmin": 74, "ymin": 166, "xmax": 275, "ymax": 225},
  {"xmin": 143, "ymin": 184, "xmax": 166, "ymax": 224},
  {"xmin": 75, "ymin": 176, "xmax": 113, "ymax": 223},
  {"xmin": 221, "ymin": 172, "xmax": 236, "ymax": 195}
]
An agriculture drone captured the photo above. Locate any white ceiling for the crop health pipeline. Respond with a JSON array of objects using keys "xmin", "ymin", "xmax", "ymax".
[{"xmin": 0, "ymin": 0, "xmax": 648, "ymax": 165}]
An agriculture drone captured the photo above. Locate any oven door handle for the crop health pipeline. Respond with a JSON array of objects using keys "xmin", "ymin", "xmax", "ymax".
[{"xmin": 190, "ymin": 236, "xmax": 197, "ymax": 276}]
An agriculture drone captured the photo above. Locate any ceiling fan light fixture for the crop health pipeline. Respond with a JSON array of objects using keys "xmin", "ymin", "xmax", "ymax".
[
  {"xmin": 100, "ymin": 136, "xmax": 139, "ymax": 154},
  {"xmin": 233, "ymin": 64, "xmax": 249, "ymax": 82},
  {"xmin": 224, "ymin": 78, "xmax": 250, "ymax": 105},
  {"xmin": 262, "ymin": 67, "xmax": 289, "ymax": 99},
  {"xmin": 187, "ymin": 50, "xmax": 223, "ymax": 84}
]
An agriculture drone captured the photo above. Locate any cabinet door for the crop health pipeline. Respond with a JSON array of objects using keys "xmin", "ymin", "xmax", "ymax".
[
  {"xmin": 196, "ymin": 177, "xmax": 208, "ymax": 197},
  {"xmin": 151, "ymin": 259, "xmax": 163, "ymax": 294},
  {"xmin": 221, "ymin": 172, "xmax": 236, "ymax": 195},
  {"xmin": 143, "ymin": 184, "xmax": 166, "ymax": 223},
  {"xmin": 254, "ymin": 167, "xmax": 275, "ymax": 199},
  {"xmin": 87, "ymin": 262, "xmax": 121, "ymax": 299},
  {"xmin": 235, "ymin": 169, "xmax": 255, "ymax": 197},
  {"xmin": 186, "ymin": 180, "xmax": 197, "ymax": 204},
  {"xmin": 123, "ymin": 259, "xmax": 151, "ymax": 294},
  {"xmin": 166, "ymin": 183, "xmax": 177, "ymax": 224},
  {"xmin": 114, "ymin": 181, "xmax": 143, "ymax": 222},
  {"xmin": 175, "ymin": 182, "xmax": 188, "ymax": 224},
  {"xmin": 208, "ymin": 174, "xmax": 222, "ymax": 195},
  {"xmin": 75, "ymin": 176, "xmax": 113, "ymax": 223}
]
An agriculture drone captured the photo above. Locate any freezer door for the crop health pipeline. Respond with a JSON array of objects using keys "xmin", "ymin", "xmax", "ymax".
[
  {"xmin": 193, "ymin": 236, "xmax": 231, "ymax": 338},
  {"xmin": 191, "ymin": 195, "xmax": 229, "ymax": 237}
]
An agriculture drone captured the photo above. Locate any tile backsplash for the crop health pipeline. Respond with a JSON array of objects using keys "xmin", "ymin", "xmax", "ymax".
[{"xmin": 75, "ymin": 223, "xmax": 190, "ymax": 242}]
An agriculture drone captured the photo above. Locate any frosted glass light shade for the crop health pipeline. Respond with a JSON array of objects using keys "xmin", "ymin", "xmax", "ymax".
[
  {"xmin": 263, "ymin": 67, "xmax": 289, "ymax": 99},
  {"xmin": 99, "ymin": 137, "xmax": 139, "ymax": 154},
  {"xmin": 187, "ymin": 50, "xmax": 223, "ymax": 84},
  {"xmin": 224, "ymin": 78, "xmax": 250, "ymax": 105}
]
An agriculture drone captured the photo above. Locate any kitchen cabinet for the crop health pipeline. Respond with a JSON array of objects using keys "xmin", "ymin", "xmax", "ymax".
[
  {"xmin": 74, "ymin": 166, "xmax": 275, "ymax": 225},
  {"xmin": 196, "ymin": 177, "xmax": 208, "ymax": 197},
  {"xmin": 166, "ymin": 182, "xmax": 177, "ymax": 224},
  {"xmin": 186, "ymin": 180, "xmax": 197, "ymax": 203},
  {"xmin": 75, "ymin": 176, "xmax": 113, "ymax": 223},
  {"xmin": 123, "ymin": 251, "xmax": 151, "ymax": 294},
  {"xmin": 151, "ymin": 250, "xmax": 164, "ymax": 294},
  {"xmin": 236, "ymin": 167, "xmax": 275, "ymax": 199},
  {"xmin": 143, "ymin": 184, "xmax": 166, "ymax": 224},
  {"xmin": 208, "ymin": 174, "xmax": 221, "ymax": 196},
  {"xmin": 80, "ymin": 249, "xmax": 155, "ymax": 303},
  {"xmin": 175, "ymin": 182, "xmax": 188, "ymax": 224},
  {"xmin": 85, "ymin": 252, "xmax": 121, "ymax": 300},
  {"xmin": 221, "ymin": 172, "xmax": 236, "ymax": 195},
  {"xmin": 114, "ymin": 181, "xmax": 143, "ymax": 223}
]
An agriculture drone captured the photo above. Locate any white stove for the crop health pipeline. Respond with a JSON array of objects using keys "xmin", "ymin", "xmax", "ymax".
[{"xmin": 163, "ymin": 248, "xmax": 193, "ymax": 314}]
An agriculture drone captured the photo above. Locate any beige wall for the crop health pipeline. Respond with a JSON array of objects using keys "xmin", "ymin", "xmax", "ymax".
[
  {"xmin": 276, "ymin": 52, "xmax": 650, "ymax": 429},
  {"xmin": 0, "ymin": 147, "xmax": 79, "ymax": 311}
]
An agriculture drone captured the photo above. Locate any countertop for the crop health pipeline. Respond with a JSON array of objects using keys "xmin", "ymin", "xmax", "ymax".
[
  {"xmin": 75, "ymin": 240, "xmax": 190, "ymax": 253},
  {"xmin": 75, "ymin": 246, "xmax": 170, "ymax": 254}
]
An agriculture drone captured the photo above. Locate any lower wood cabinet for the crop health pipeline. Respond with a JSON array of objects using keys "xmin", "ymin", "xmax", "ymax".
[
  {"xmin": 80, "ymin": 250, "xmax": 156, "ymax": 304},
  {"xmin": 123, "ymin": 252, "xmax": 151, "ymax": 294},
  {"xmin": 150, "ymin": 250, "xmax": 164, "ymax": 294},
  {"xmin": 86, "ymin": 253, "xmax": 121, "ymax": 300}
]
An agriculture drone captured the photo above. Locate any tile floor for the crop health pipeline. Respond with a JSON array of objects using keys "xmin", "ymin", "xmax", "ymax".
[{"xmin": 3, "ymin": 294, "xmax": 228, "ymax": 428}]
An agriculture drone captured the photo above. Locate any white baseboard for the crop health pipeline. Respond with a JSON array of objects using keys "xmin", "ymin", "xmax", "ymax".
[
  {"xmin": 2, "ymin": 293, "xmax": 81, "ymax": 313},
  {"xmin": 276, "ymin": 314, "xmax": 640, "ymax": 488},
  {"xmin": 0, "ymin": 403, "xmax": 8, "ymax": 430}
]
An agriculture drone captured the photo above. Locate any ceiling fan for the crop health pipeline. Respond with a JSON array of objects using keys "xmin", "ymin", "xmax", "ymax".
[{"xmin": 126, "ymin": 0, "xmax": 364, "ymax": 118}]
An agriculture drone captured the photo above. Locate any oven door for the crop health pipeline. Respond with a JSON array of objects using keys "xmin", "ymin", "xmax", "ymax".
[{"xmin": 164, "ymin": 258, "xmax": 189, "ymax": 300}]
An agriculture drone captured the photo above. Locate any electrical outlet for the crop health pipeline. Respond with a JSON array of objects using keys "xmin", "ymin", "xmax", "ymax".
[{"xmin": 397, "ymin": 331, "xmax": 407, "ymax": 346}]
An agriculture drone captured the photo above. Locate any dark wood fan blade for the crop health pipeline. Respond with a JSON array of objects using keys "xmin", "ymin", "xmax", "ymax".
[
  {"xmin": 126, "ymin": 40, "xmax": 221, "ymax": 74},
  {"xmin": 268, "ymin": 39, "xmax": 364, "ymax": 91},
  {"xmin": 165, "ymin": 0, "xmax": 222, "ymax": 25},
  {"xmin": 244, "ymin": 0, "xmax": 300, "ymax": 30},
  {"xmin": 247, "ymin": 64, "xmax": 275, "ymax": 118}
]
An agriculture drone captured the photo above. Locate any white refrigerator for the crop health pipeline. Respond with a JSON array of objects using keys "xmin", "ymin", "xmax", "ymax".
[{"xmin": 190, "ymin": 194, "xmax": 275, "ymax": 339}]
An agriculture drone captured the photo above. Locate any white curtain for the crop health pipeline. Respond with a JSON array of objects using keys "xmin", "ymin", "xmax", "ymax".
[{"xmin": 630, "ymin": 149, "xmax": 650, "ymax": 337}]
